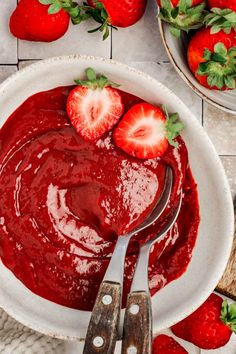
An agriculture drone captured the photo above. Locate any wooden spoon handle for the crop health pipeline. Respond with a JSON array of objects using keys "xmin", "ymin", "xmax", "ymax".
[
  {"xmin": 83, "ymin": 281, "xmax": 121, "ymax": 354},
  {"xmin": 121, "ymin": 291, "xmax": 152, "ymax": 354}
]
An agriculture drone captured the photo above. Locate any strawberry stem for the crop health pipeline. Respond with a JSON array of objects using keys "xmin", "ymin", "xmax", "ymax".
[
  {"xmin": 74, "ymin": 68, "xmax": 120, "ymax": 90},
  {"xmin": 80, "ymin": 1, "xmax": 117, "ymax": 40},
  {"xmin": 204, "ymin": 7, "xmax": 236, "ymax": 34},
  {"xmin": 163, "ymin": 106, "xmax": 184, "ymax": 147},
  {"xmin": 220, "ymin": 300, "xmax": 236, "ymax": 333}
]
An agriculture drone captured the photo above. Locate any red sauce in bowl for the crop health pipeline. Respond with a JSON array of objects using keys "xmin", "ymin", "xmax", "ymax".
[{"xmin": 0, "ymin": 86, "xmax": 200, "ymax": 310}]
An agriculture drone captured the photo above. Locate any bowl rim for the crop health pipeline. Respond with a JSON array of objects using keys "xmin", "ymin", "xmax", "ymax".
[
  {"xmin": 0, "ymin": 54, "xmax": 234, "ymax": 340},
  {"xmin": 158, "ymin": 18, "xmax": 236, "ymax": 116}
]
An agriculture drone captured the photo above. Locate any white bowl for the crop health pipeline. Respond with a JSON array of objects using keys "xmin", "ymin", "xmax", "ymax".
[
  {"xmin": 0, "ymin": 55, "xmax": 234, "ymax": 340},
  {"xmin": 158, "ymin": 20, "xmax": 236, "ymax": 115}
]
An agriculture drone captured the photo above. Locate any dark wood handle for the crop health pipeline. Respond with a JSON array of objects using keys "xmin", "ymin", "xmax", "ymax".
[
  {"xmin": 83, "ymin": 281, "xmax": 121, "ymax": 354},
  {"xmin": 121, "ymin": 291, "xmax": 152, "ymax": 354}
]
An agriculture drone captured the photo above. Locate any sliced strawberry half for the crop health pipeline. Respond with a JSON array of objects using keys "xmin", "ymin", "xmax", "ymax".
[
  {"xmin": 113, "ymin": 103, "xmax": 184, "ymax": 159},
  {"xmin": 67, "ymin": 68, "xmax": 124, "ymax": 141}
]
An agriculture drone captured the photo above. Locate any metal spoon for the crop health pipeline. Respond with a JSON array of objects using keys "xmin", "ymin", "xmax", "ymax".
[
  {"xmin": 83, "ymin": 166, "xmax": 173, "ymax": 354},
  {"xmin": 121, "ymin": 193, "xmax": 183, "ymax": 354}
]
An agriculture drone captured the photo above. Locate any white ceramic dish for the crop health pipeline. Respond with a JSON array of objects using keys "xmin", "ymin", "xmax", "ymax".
[
  {"xmin": 0, "ymin": 55, "xmax": 234, "ymax": 340},
  {"xmin": 158, "ymin": 19, "xmax": 236, "ymax": 115}
]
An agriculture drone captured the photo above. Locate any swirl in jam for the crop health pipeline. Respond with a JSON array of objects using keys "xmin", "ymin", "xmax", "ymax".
[{"xmin": 0, "ymin": 87, "xmax": 200, "ymax": 310}]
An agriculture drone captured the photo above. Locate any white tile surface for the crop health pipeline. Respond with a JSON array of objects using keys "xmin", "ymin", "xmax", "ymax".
[
  {"xmin": 129, "ymin": 61, "xmax": 202, "ymax": 121},
  {"xmin": 0, "ymin": 2, "xmax": 17, "ymax": 64},
  {"xmin": 18, "ymin": 20, "xmax": 111, "ymax": 60},
  {"xmin": 112, "ymin": 0, "xmax": 168, "ymax": 63},
  {"xmin": 0, "ymin": 66, "xmax": 17, "ymax": 84},
  {"xmin": 203, "ymin": 102, "xmax": 236, "ymax": 155}
]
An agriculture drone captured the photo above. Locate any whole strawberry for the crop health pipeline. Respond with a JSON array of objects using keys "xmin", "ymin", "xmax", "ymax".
[
  {"xmin": 187, "ymin": 26, "xmax": 236, "ymax": 89},
  {"xmin": 152, "ymin": 334, "xmax": 188, "ymax": 354},
  {"xmin": 9, "ymin": 0, "xmax": 71, "ymax": 42},
  {"xmin": 171, "ymin": 293, "xmax": 236, "ymax": 349},
  {"xmin": 82, "ymin": 0, "xmax": 147, "ymax": 39},
  {"xmin": 157, "ymin": 0, "xmax": 206, "ymax": 37}
]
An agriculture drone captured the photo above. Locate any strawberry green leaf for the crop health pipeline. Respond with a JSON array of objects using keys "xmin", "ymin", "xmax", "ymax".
[
  {"xmin": 171, "ymin": 7, "xmax": 179, "ymax": 19},
  {"xmin": 210, "ymin": 25, "xmax": 222, "ymax": 34},
  {"xmin": 48, "ymin": 3, "xmax": 62, "ymax": 14},
  {"xmin": 203, "ymin": 49, "xmax": 211, "ymax": 61},
  {"xmin": 224, "ymin": 76, "xmax": 236, "ymax": 89},
  {"xmin": 170, "ymin": 26, "xmax": 181, "ymax": 38},
  {"xmin": 220, "ymin": 300, "xmax": 236, "ymax": 333},
  {"xmin": 197, "ymin": 61, "xmax": 209, "ymax": 74},
  {"xmin": 214, "ymin": 43, "xmax": 227, "ymax": 56},
  {"xmin": 86, "ymin": 68, "xmax": 97, "ymax": 81},
  {"xmin": 212, "ymin": 53, "xmax": 227, "ymax": 64},
  {"xmin": 39, "ymin": 0, "xmax": 54, "ymax": 4},
  {"xmin": 163, "ymin": 107, "xmax": 184, "ymax": 148}
]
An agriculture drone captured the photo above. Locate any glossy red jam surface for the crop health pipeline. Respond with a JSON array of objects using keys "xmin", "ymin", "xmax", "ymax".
[{"xmin": 0, "ymin": 87, "xmax": 200, "ymax": 310}]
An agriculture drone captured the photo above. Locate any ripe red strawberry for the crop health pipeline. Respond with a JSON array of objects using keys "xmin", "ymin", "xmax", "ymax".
[
  {"xmin": 67, "ymin": 68, "xmax": 124, "ymax": 142},
  {"xmin": 187, "ymin": 26, "xmax": 236, "ymax": 89},
  {"xmin": 9, "ymin": 0, "xmax": 72, "ymax": 42},
  {"xmin": 152, "ymin": 334, "xmax": 188, "ymax": 354},
  {"xmin": 157, "ymin": 0, "xmax": 206, "ymax": 37},
  {"xmin": 208, "ymin": 0, "xmax": 236, "ymax": 12},
  {"xmin": 171, "ymin": 293, "xmax": 236, "ymax": 349},
  {"xmin": 113, "ymin": 103, "xmax": 184, "ymax": 159},
  {"xmin": 82, "ymin": 0, "xmax": 147, "ymax": 39}
]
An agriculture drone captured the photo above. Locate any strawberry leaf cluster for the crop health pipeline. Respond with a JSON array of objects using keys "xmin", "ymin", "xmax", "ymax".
[
  {"xmin": 159, "ymin": 0, "xmax": 206, "ymax": 37},
  {"xmin": 197, "ymin": 43, "xmax": 236, "ymax": 89},
  {"xmin": 74, "ymin": 67, "xmax": 120, "ymax": 90},
  {"xmin": 221, "ymin": 300, "xmax": 236, "ymax": 333},
  {"xmin": 204, "ymin": 7, "xmax": 236, "ymax": 34},
  {"xmin": 163, "ymin": 106, "xmax": 185, "ymax": 147}
]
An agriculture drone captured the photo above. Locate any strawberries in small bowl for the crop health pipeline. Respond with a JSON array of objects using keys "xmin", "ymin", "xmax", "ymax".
[{"xmin": 158, "ymin": 0, "xmax": 236, "ymax": 113}]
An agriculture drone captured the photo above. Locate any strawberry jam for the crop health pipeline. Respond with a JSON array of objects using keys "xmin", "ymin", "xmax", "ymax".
[{"xmin": 0, "ymin": 86, "xmax": 200, "ymax": 310}]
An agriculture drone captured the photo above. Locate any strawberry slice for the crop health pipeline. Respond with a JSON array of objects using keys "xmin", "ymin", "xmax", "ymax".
[
  {"xmin": 67, "ymin": 68, "xmax": 124, "ymax": 141},
  {"xmin": 113, "ymin": 103, "xmax": 184, "ymax": 159}
]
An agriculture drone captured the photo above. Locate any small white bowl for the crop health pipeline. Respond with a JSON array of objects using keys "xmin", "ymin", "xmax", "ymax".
[
  {"xmin": 0, "ymin": 55, "xmax": 234, "ymax": 340},
  {"xmin": 158, "ymin": 19, "xmax": 236, "ymax": 115}
]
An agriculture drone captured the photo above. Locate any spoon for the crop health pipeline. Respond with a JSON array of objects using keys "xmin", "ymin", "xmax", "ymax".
[{"xmin": 83, "ymin": 166, "xmax": 173, "ymax": 354}]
